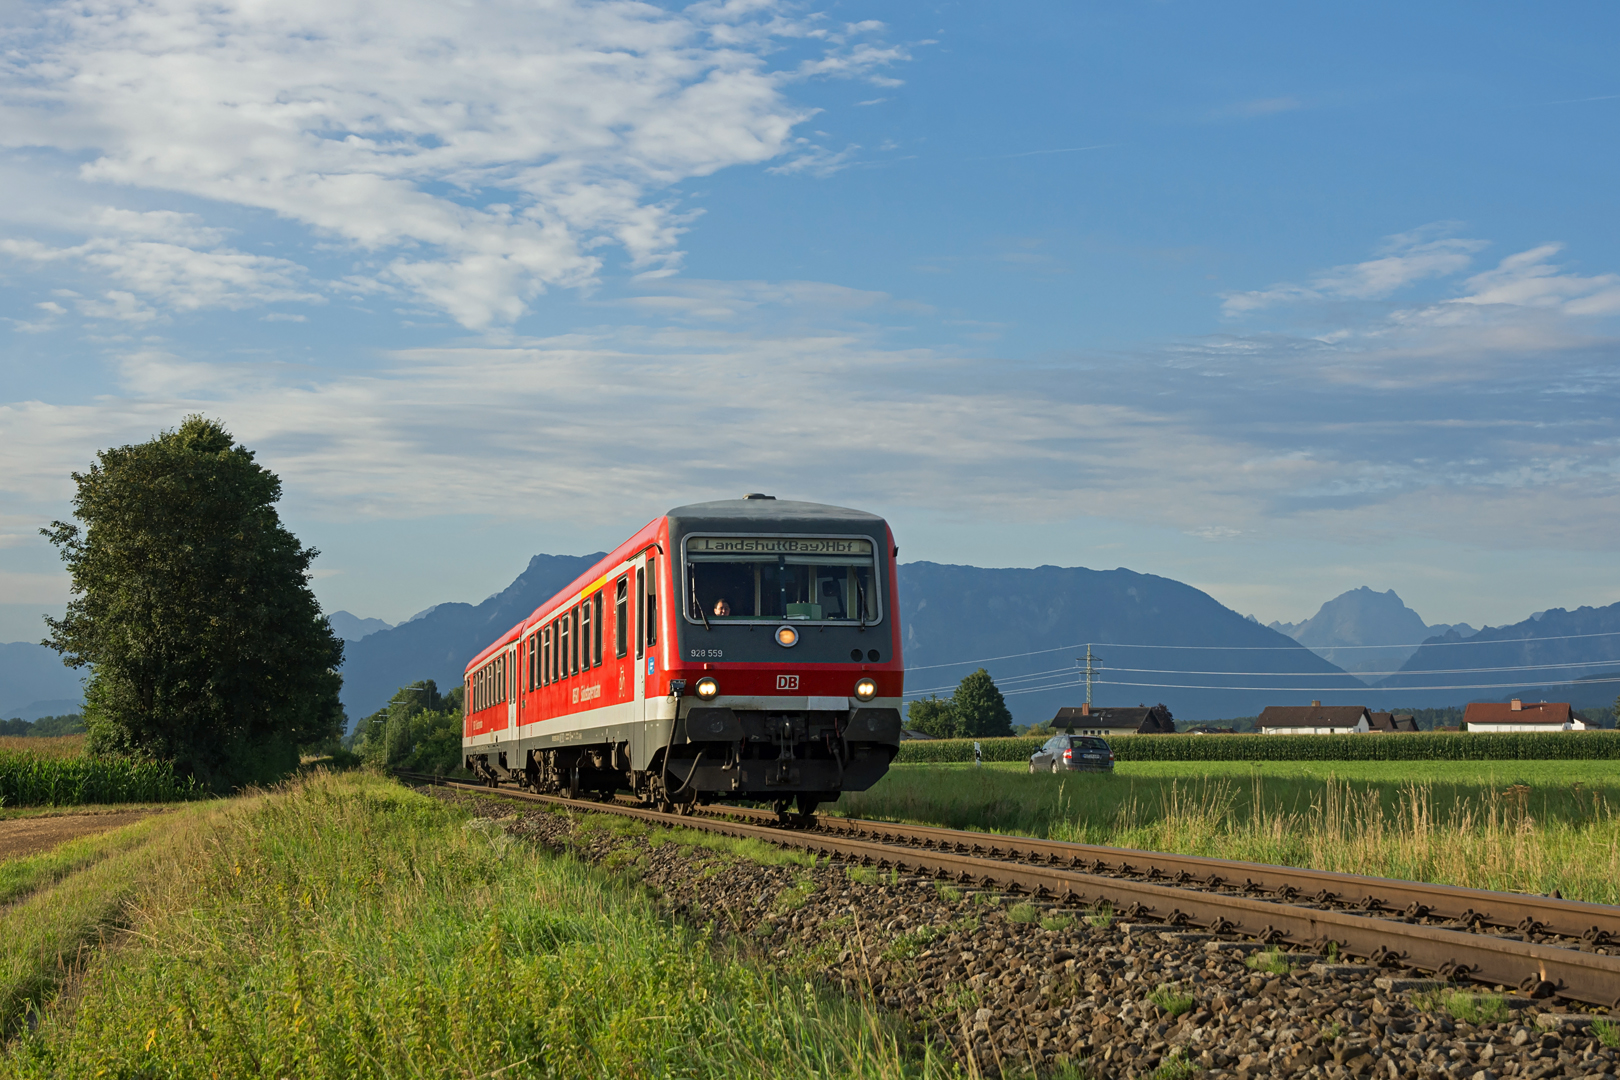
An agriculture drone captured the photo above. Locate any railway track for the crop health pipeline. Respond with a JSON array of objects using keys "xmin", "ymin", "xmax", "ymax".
[{"xmin": 399, "ymin": 771, "xmax": 1620, "ymax": 1010}]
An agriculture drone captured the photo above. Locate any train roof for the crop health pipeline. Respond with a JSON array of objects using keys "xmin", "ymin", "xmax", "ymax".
[
  {"xmin": 463, "ymin": 498, "xmax": 889, "ymax": 675},
  {"xmin": 664, "ymin": 497, "xmax": 886, "ymax": 530}
]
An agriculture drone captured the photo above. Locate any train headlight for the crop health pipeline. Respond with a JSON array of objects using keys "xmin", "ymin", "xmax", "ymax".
[
  {"xmin": 775, "ymin": 625, "xmax": 799, "ymax": 648},
  {"xmin": 695, "ymin": 677, "xmax": 719, "ymax": 700},
  {"xmin": 854, "ymin": 677, "xmax": 877, "ymax": 701}
]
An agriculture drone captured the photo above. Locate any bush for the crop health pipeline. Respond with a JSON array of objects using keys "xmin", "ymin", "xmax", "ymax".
[{"xmin": 895, "ymin": 730, "xmax": 1620, "ymax": 763}]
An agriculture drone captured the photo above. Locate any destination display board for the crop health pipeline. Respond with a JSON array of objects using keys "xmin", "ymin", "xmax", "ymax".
[{"xmin": 686, "ymin": 536, "xmax": 872, "ymax": 557}]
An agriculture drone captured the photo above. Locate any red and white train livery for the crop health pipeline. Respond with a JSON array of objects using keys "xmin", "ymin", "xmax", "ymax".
[{"xmin": 461, "ymin": 496, "xmax": 904, "ymax": 817}]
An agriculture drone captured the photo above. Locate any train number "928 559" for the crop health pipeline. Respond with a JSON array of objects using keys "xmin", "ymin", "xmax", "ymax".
[{"xmin": 689, "ymin": 649, "xmax": 724, "ymax": 659}]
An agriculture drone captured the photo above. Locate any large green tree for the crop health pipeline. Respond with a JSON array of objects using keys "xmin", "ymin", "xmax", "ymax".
[
  {"xmin": 43, "ymin": 416, "xmax": 344, "ymax": 789},
  {"xmin": 950, "ymin": 668, "xmax": 1014, "ymax": 737}
]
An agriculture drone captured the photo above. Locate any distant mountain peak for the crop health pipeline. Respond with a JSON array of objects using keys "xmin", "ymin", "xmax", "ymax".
[{"xmin": 326, "ymin": 611, "xmax": 394, "ymax": 642}]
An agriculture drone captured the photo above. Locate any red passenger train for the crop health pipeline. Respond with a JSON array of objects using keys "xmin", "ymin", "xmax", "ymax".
[{"xmin": 462, "ymin": 496, "xmax": 904, "ymax": 818}]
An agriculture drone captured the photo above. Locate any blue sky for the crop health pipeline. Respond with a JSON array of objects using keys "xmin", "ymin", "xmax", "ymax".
[{"xmin": 3, "ymin": 0, "xmax": 1619, "ymax": 642}]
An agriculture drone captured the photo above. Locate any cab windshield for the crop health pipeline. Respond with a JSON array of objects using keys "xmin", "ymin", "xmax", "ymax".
[{"xmin": 685, "ymin": 535, "xmax": 879, "ymax": 623}]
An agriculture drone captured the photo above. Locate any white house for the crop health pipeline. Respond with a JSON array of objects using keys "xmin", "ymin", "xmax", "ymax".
[
  {"xmin": 1257, "ymin": 702, "xmax": 1372, "ymax": 735},
  {"xmin": 1462, "ymin": 700, "xmax": 1590, "ymax": 733}
]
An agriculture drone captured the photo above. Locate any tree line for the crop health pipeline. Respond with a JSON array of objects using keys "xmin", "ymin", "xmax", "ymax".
[
  {"xmin": 905, "ymin": 668, "xmax": 1013, "ymax": 739},
  {"xmin": 0, "ymin": 714, "xmax": 87, "ymax": 737}
]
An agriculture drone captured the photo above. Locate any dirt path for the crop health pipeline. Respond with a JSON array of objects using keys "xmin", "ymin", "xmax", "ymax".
[{"xmin": 0, "ymin": 811, "xmax": 155, "ymax": 862}]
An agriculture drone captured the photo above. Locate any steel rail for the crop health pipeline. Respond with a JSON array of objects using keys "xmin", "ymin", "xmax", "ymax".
[
  {"xmin": 402, "ymin": 773, "xmax": 1620, "ymax": 1008},
  {"xmin": 681, "ymin": 803, "xmax": 1620, "ymax": 948}
]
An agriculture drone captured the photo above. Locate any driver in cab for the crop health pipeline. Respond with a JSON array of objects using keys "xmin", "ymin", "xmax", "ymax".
[{"xmin": 713, "ymin": 598, "xmax": 732, "ymax": 617}]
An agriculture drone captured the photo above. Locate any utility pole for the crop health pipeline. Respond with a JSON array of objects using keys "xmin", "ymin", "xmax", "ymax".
[{"xmin": 1076, "ymin": 645, "xmax": 1102, "ymax": 706}]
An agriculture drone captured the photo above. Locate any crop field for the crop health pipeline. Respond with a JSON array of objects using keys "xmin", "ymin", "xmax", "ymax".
[
  {"xmin": 835, "ymin": 761, "xmax": 1620, "ymax": 905},
  {"xmin": 0, "ymin": 747, "xmax": 203, "ymax": 808},
  {"xmin": 0, "ymin": 738, "xmax": 84, "ymax": 761},
  {"xmin": 1, "ymin": 772, "xmax": 947, "ymax": 1079}
]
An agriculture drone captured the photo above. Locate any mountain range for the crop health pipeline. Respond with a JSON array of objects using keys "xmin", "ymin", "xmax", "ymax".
[
  {"xmin": 8, "ymin": 561, "xmax": 1618, "ymax": 726},
  {"xmin": 1267, "ymin": 587, "xmax": 1476, "ymax": 681},
  {"xmin": 337, "ymin": 556, "xmax": 1363, "ymax": 725}
]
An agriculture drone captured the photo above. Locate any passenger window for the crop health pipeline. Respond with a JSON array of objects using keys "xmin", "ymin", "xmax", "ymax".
[
  {"xmin": 581, "ymin": 601, "xmax": 593, "ymax": 670},
  {"xmin": 636, "ymin": 568, "xmax": 645, "ymax": 660},
  {"xmin": 540, "ymin": 627, "xmax": 550, "ymax": 685},
  {"xmin": 593, "ymin": 593, "xmax": 604, "ymax": 667},
  {"xmin": 615, "ymin": 578, "xmax": 628, "ymax": 658},
  {"xmin": 570, "ymin": 607, "xmax": 580, "ymax": 674},
  {"xmin": 559, "ymin": 617, "xmax": 570, "ymax": 678}
]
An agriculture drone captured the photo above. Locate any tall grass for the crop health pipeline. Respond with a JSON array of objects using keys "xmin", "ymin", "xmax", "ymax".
[
  {"xmin": 0, "ymin": 751, "xmax": 204, "ymax": 807},
  {"xmin": 5, "ymin": 773, "xmax": 951, "ymax": 1078},
  {"xmin": 839, "ymin": 767, "xmax": 1620, "ymax": 904}
]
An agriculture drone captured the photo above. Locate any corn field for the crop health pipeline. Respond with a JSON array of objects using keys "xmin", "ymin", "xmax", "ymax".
[
  {"xmin": 896, "ymin": 730, "xmax": 1620, "ymax": 764},
  {"xmin": 0, "ymin": 750, "xmax": 205, "ymax": 807}
]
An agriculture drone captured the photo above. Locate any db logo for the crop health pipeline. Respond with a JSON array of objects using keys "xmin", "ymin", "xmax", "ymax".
[{"xmin": 776, "ymin": 675, "xmax": 799, "ymax": 690}]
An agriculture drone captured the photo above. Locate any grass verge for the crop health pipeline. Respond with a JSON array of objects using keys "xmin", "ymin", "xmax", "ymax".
[{"xmin": 3, "ymin": 772, "xmax": 951, "ymax": 1078}]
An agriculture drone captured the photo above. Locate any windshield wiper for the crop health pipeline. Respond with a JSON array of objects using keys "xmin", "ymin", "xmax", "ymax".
[
  {"xmin": 856, "ymin": 579, "xmax": 867, "ymax": 631},
  {"xmin": 692, "ymin": 578, "xmax": 711, "ymax": 631}
]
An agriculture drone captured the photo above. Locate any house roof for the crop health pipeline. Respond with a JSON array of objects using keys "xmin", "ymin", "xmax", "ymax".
[
  {"xmin": 1462, "ymin": 701, "xmax": 1583, "ymax": 726},
  {"xmin": 1257, "ymin": 705, "xmax": 1369, "ymax": 728},
  {"xmin": 1050, "ymin": 705, "xmax": 1176, "ymax": 733},
  {"xmin": 1368, "ymin": 712, "xmax": 1419, "ymax": 733}
]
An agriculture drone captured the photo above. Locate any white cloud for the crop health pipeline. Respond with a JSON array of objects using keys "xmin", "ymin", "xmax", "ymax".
[
  {"xmin": 1222, "ymin": 227, "xmax": 1488, "ymax": 314},
  {"xmin": 2, "ymin": 237, "xmax": 320, "ymax": 315},
  {"xmin": 1451, "ymin": 244, "xmax": 1620, "ymax": 315},
  {"xmin": 0, "ymin": 0, "xmax": 906, "ymax": 328}
]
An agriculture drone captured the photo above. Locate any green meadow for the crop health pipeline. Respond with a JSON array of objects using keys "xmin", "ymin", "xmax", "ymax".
[
  {"xmin": 1, "ymin": 772, "xmax": 947, "ymax": 1079},
  {"xmin": 834, "ymin": 761, "xmax": 1620, "ymax": 905}
]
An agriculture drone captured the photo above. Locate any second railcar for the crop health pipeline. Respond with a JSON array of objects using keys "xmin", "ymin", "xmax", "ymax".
[{"xmin": 461, "ymin": 496, "xmax": 904, "ymax": 817}]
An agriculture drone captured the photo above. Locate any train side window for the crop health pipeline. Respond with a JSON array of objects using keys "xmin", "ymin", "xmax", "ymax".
[
  {"xmin": 559, "ymin": 617, "xmax": 569, "ymax": 679},
  {"xmin": 528, "ymin": 634, "xmax": 536, "ymax": 691},
  {"xmin": 543, "ymin": 626, "xmax": 552, "ymax": 685},
  {"xmin": 581, "ymin": 601, "xmax": 593, "ymax": 670},
  {"xmin": 499, "ymin": 655, "xmax": 506, "ymax": 703},
  {"xmin": 552, "ymin": 619, "xmax": 560, "ymax": 681},
  {"xmin": 615, "ymin": 577, "xmax": 628, "ymax": 658},
  {"xmin": 592, "ymin": 592, "xmax": 604, "ymax": 667},
  {"xmin": 646, "ymin": 557, "xmax": 657, "ymax": 646},
  {"xmin": 571, "ymin": 606, "xmax": 581, "ymax": 674},
  {"xmin": 636, "ymin": 568, "xmax": 645, "ymax": 659}
]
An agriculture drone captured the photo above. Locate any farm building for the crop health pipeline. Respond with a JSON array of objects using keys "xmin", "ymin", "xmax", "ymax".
[
  {"xmin": 1049, "ymin": 703, "xmax": 1176, "ymax": 736},
  {"xmin": 1368, "ymin": 712, "xmax": 1420, "ymax": 732},
  {"xmin": 1257, "ymin": 702, "xmax": 1372, "ymax": 735},
  {"xmin": 1462, "ymin": 700, "xmax": 1591, "ymax": 733}
]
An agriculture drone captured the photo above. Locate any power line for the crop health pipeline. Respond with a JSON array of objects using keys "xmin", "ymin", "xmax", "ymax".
[
  {"xmin": 1101, "ymin": 659, "xmax": 1620, "ymax": 678},
  {"xmin": 901, "ymin": 628, "xmax": 1620, "ymax": 674},
  {"xmin": 1094, "ymin": 676, "xmax": 1620, "ymax": 693}
]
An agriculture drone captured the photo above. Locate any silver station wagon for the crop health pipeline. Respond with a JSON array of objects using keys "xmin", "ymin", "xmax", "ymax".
[{"xmin": 1028, "ymin": 734, "xmax": 1115, "ymax": 773}]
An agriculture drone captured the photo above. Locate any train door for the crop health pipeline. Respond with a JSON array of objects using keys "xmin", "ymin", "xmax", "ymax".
[
  {"xmin": 506, "ymin": 644, "xmax": 518, "ymax": 736},
  {"xmin": 633, "ymin": 555, "xmax": 648, "ymax": 719}
]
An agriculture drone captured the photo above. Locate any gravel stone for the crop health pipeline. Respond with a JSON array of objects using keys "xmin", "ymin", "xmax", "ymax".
[{"xmin": 427, "ymin": 787, "xmax": 1620, "ymax": 1079}]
